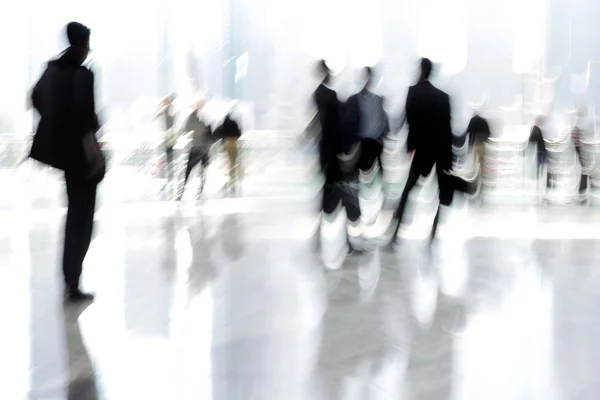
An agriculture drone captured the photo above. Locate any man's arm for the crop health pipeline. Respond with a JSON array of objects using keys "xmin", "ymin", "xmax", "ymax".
[
  {"xmin": 442, "ymin": 94, "xmax": 453, "ymax": 170},
  {"xmin": 31, "ymin": 67, "xmax": 50, "ymax": 115},
  {"xmin": 405, "ymin": 88, "xmax": 416, "ymax": 152},
  {"xmin": 82, "ymin": 69, "xmax": 100, "ymax": 135}
]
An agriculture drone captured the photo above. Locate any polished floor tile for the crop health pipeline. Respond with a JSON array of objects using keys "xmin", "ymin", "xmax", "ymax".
[{"xmin": 2, "ymin": 193, "xmax": 600, "ymax": 399}]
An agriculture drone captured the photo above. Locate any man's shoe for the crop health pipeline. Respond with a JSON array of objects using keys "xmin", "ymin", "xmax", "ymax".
[{"xmin": 66, "ymin": 289, "xmax": 95, "ymax": 302}]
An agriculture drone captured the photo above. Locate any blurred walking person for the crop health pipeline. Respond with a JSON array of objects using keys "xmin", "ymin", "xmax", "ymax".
[
  {"xmin": 178, "ymin": 99, "xmax": 214, "ymax": 199},
  {"xmin": 529, "ymin": 115, "xmax": 550, "ymax": 188},
  {"xmin": 30, "ymin": 22, "xmax": 104, "ymax": 301},
  {"xmin": 154, "ymin": 93, "xmax": 179, "ymax": 183},
  {"xmin": 313, "ymin": 60, "xmax": 361, "ymax": 263},
  {"xmin": 353, "ymin": 67, "xmax": 389, "ymax": 176},
  {"xmin": 572, "ymin": 106, "xmax": 592, "ymax": 196},
  {"xmin": 386, "ymin": 58, "xmax": 454, "ymax": 245},
  {"xmin": 215, "ymin": 105, "xmax": 243, "ymax": 192}
]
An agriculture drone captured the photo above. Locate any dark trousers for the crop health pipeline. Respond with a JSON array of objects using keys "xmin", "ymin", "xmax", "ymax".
[
  {"xmin": 392, "ymin": 161, "xmax": 453, "ymax": 241},
  {"xmin": 359, "ymin": 138, "xmax": 383, "ymax": 172},
  {"xmin": 164, "ymin": 146, "xmax": 175, "ymax": 180},
  {"xmin": 322, "ymin": 179, "xmax": 361, "ymax": 223},
  {"xmin": 63, "ymin": 172, "xmax": 98, "ymax": 292},
  {"xmin": 183, "ymin": 147, "xmax": 209, "ymax": 190},
  {"xmin": 575, "ymin": 146, "xmax": 588, "ymax": 193}
]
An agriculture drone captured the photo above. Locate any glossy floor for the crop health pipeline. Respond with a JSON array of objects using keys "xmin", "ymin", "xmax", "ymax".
[{"xmin": 1, "ymin": 197, "xmax": 600, "ymax": 399}]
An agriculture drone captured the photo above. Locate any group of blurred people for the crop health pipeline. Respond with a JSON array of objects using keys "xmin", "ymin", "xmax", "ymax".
[
  {"xmin": 314, "ymin": 58, "xmax": 455, "ymax": 253},
  {"xmin": 528, "ymin": 107, "xmax": 593, "ymax": 196},
  {"xmin": 153, "ymin": 94, "xmax": 243, "ymax": 198},
  {"xmin": 314, "ymin": 56, "xmax": 598, "ymax": 256}
]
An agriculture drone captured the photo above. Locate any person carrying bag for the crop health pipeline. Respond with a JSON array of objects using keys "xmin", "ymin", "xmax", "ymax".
[{"xmin": 30, "ymin": 22, "xmax": 103, "ymax": 301}]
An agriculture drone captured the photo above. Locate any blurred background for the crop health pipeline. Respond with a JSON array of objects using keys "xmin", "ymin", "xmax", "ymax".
[{"xmin": 1, "ymin": 0, "xmax": 600, "ymax": 207}]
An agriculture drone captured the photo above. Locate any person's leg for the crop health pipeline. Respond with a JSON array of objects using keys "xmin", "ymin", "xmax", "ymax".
[
  {"xmin": 199, "ymin": 151, "xmax": 209, "ymax": 192},
  {"xmin": 359, "ymin": 139, "xmax": 378, "ymax": 173},
  {"xmin": 432, "ymin": 165, "xmax": 454, "ymax": 240},
  {"xmin": 63, "ymin": 173, "xmax": 97, "ymax": 300},
  {"xmin": 341, "ymin": 179, "xmax": 361, "ymax": 223},
  {"xmin": 375, "ymin": 140, "xmax": 384, "ymax": 177},
  {"xmin": 224, "ymin": 138, "xmax": 238, "ymax": 187},
  {"xmin": 183, "ymin": 148, "xmax": 202, "ymax": 188},
  {"xmin": 575, "ymin": 146, "xmax": 588, "ymax": 194},
  {"xmin": 475, "ymin": 142, "xmax": 485, "ymax": 183},
  {"xmin": 322, "ymin": 181, "xmax": 341, "ymax": 216},
  {"xmin": 165, "ymin": 146, "xmax": 175, "ymax": 181},
  {"xmin": 388, "ymin": 161, "xmax": 421, "ymax": 244}
]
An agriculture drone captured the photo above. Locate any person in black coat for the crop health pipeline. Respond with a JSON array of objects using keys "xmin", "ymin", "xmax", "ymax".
[
  {"xmin": 388, "ymin": 58, "xmax": 453, "ymax": 245},
  {"xmin": 313, "ymin": 60, "xmax": 361, "ymax": 225},
  {"xmin": 214, "ymin": 108, "xmax": 242, "ymax": 191},
  {"xmin": 30, "ymin": 22, "xmax": 103, "ymax": 302}
]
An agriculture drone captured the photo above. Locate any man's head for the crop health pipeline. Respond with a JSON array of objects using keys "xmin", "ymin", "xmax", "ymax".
[
  {"xmin": 419, "ymin": 58, "xmax": 433, "ymax": 82},
  {"xmin": 535, "ymin": 115, "xmax": 546, "ymax": 127},
  {"xmin": 66, "ymin": 22, "xmax": 90, "ymax": 60},
  {"xmin": 316, "ymin": 60, "xmax": 331, "ymax": 83}
]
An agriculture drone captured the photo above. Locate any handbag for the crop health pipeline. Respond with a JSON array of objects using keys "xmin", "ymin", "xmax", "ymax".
[{"xmin": 82, "ymin": 132, "xmax": 106, "ymax": 182}]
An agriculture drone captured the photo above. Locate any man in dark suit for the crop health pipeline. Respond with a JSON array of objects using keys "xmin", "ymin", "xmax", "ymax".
[
  {"xmin": 388, "ymin": 58, "xmax": 453, "ymax": 245},
  {"xmin": 313, "ymin": 60, "xmax": 361, "ymax": 228},
  {"xmin": 30, "ymin": 22, "xmax": 104, "ymax": 301}
]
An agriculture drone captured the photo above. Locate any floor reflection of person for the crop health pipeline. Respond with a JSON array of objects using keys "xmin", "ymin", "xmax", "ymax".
[
  {"xmin": 214, "ymin": 109, "xmax": 242, "ymax": 192},
  {"xmin": 63, "ymin": 303, "xmax": 99, "ymax": 400},
  {"xmin": 153, "ymin": 93, "xmax": 179, "ymax": 182},
  {"xmin": 30, "ymin": 21, "xmax": 104, "ymax": 301},
  {"xmin": 178, "ymin": 99, "xmax": 214, "ymax": 199},
  {"xmin": 314, "ymin": 250, "xmax": 408, "ymax": 399},
  {"xmin": 387, "ymin": 58, "xmax": 454, "ymax": 245}
]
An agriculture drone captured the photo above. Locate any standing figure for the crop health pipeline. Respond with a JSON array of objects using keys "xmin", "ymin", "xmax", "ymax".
[
  {"xmin": 387, "ymin": 58, "xmax": 454, "ymax": 245},
  {"xmin": 179, "ymin": 99, "xmax": 214, "ymax": 198},
  {"xmin": 30, "ymin": 22, "xmax": 104, "ymax": 301},
  {"xmin": 572, "ymin": 106, "xmax": 592, "ymax": 196},
  {"xmin": 154, "ymin": 93, "xmax": 178, "ymax": 182}
]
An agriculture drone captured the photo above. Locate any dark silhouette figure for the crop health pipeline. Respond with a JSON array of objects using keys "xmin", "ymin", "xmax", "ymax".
[
  {"xmin": 179, "ymin": 100, "xmax": 214, "ymax": 198},
  {"xmin": 214, "ymin": 110, "xmax": 242, "ymax": 191},
  {"xmin": 572, "ymin": 107, "xmax": 591, "ymax": 195},
  {"xmin": 389, "ymin": 58, "xmax": 453, "ymax": 244},
  {"xmin": 313, "ymin": 60, "xmax": 361, "ymax": 223},
  {"xmin": 529, "ymin": 116, "xmax": 550, "ymax": 188},
  {"xmin": 30, "ymin": 22, "xmax": 103, "ymax": 301}
]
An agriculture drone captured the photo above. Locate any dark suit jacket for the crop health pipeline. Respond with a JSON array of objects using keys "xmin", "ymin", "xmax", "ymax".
[
  {"xmin": 314, "ymin": 83, "xmax": 343, "ymax": 182},
  {"xmin": 339, "ymin": 94, "xmax": 361, "ymax": 153},
  {"xmin": 405, "ymin": 81, "xmax": 453, "ymax": 173},
  {"xmin": 30, "ymin": 50, "xmax": 100, "ymax": 175}
]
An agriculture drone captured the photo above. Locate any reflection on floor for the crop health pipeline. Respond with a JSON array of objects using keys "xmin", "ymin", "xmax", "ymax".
[{"xmin": 1, "ymin": 195, "xmax": 600, "ymax": 399}]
